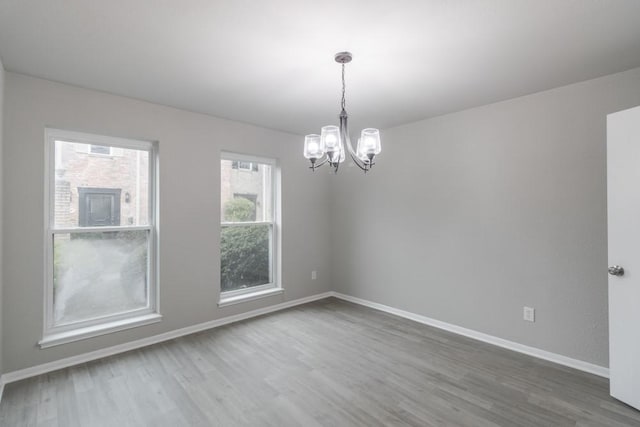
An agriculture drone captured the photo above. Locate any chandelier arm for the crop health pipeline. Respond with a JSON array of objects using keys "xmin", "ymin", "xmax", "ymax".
[
  {"xmin": 313, "ymin": 157, "xmax": 329, "ymax": 168},
  {"xmin": 345, "ymin": 135, "xmax": 369, "ymax": 171},
  {"xmin": 347, "ymin": 149, "xmax": 369, "ymax": 172},
  {"xmin": 339, "ymin": 110, "xmax": 369, "ymax": 171}
]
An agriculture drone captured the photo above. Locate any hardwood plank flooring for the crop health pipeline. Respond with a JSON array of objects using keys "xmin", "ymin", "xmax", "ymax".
[{"xmin": 1, "ymin": 298, "xmax": 639, "ymax": 426}]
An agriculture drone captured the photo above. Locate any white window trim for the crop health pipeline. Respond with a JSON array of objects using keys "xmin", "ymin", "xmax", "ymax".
[
  {"xmin": 219, "ymin": 151, "xmax": 282, "ymax": 306},
  {"xmin": 218, "ymin": 287, "xmax": 284, "ymax": 308},
  {"xmin": 42, "ymin": 128, "xmax": 160, "ymax": 348},
  {"xmin": 39, "ymin": 313, "xmax": 162, "ymax": 348}
]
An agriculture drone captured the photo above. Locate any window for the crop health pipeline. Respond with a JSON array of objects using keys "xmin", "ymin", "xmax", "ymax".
[
  {"xmin": 42, "ymin": 129, "xmax": 159, "ymax": 347},
  {"xmin": 231, "ymin": 160, "xmax": 259, "ymax": 171},
  {"xmin": 220, "ymin": 152, "xmax": 280, "ymax": 305}
]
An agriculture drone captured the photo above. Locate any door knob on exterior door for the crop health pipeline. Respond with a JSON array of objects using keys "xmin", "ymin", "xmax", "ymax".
[{"xmin": 608, "ymin": 265, "xmax": 625, "ymax": 276}]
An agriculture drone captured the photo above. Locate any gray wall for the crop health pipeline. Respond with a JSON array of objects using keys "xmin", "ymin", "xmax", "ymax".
[
  {"xmin": 4, "ymin": 65, "xmax": 640, "ymax": 374},
  {"xmin": 0, "ymin": 56, "xmax": 5, "ymax": 375},
  {"xmin": 2, "ymin": 73, "xmax": 332, "ymax": 373},
  {"xmin": 331, "ymin": 67, "xmax": 640, "ymax": 367}
]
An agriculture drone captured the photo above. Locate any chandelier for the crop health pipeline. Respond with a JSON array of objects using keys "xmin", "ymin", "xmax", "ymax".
[{"xmin": 303, "ymin": 52, "xmax": 381, "ymax": 173}]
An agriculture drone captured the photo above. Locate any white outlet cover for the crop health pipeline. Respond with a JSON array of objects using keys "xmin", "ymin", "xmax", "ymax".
[
  {"xmin": 523, "ymin": 306, "xmax": 535, "ymax": 322},
  {"xmin": 311, "ymin": 271, "xmax": 317, "ymax": 280}
]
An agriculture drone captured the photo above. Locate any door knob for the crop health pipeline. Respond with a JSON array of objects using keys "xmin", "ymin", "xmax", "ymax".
[{"xmin": 608, "ymin": 265, "xmax": 625, "ymax": 276}]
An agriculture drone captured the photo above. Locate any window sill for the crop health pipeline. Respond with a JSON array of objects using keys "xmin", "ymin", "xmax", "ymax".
[
  {"xmin": 39, "ymin": 313, "xmax": 163, "ymax": 349},
  {"xmin": 218, "ymin": 287, "xmax": 284, "ymax": 308}
]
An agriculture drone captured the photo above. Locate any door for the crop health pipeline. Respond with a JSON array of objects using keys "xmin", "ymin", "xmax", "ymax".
[
  {"xmin": 607, "ymin": 105, "xmax": 640, "ymax": 410},
  {"xmin": 78, "ymin": 188, "xmax": 121, "ymax": 227}
]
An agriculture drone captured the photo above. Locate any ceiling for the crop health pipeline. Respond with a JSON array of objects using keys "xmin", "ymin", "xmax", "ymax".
[{"xmin": 1, "ymin": 1, "xmax": 640, "ymax": 135}]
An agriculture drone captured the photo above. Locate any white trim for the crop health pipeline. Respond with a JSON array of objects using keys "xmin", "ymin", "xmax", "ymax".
[
  {"xmin": 218, "ymin": 287, "xmax": 284, "ymax": 307},
  {"xmin": 46, "ymin": 305, "xmax": 157, "ymax": 335},
  {"xmin": 43, "ymin": 128, "xmax": 160, "ymax": 342},
  {"xmin": 221, "ymin": 151, "xmax": 276, "ymax": 166},
  {"xmin": 220, "ymin": 151, "xmax": 280, "ymax": 293},
  {"xmin": 46, "ymin": 128, "xmax": 154, "ymax": 151},
  {"xmin": 274, "ymin": 161, "xmax": 282, "ymax": 294},
  {"xmin": 221, "ymin": 221, "xmax": 272, "ymax": 227},
  {"xmin": 220, "ymin": 282, "xmax": 277, "ymax": 299},
  {"xmin": 1, "ymin": 292, "xmax": 333, "ymax": 386},
  {"xmin": 331, "ymin": 292, "xmax": 610, "ymax": 378},
  {"xmin": 52, "ymin": 225, "xmax": 152, "ymax": 234},
  {"xmin": 38, "ymin": 313, "xmax": 163, "ymax": 348},
  {"xmin": 0, "ymin": 290, "xmax": 610, "ymax": 404}
]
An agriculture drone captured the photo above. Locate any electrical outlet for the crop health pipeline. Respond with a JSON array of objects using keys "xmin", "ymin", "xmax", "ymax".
[
  {"xmin": 311, "ymin": 271, "xmax": 317, "ymax": 280},
  {"xmin": 523, "ymin": 306, "xmax": 535, "ymax": 322}
]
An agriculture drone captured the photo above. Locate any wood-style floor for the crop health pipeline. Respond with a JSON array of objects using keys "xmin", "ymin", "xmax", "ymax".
[{"xmin": 1, "ymin": 298, "xmax": 639, "ymax": 426}]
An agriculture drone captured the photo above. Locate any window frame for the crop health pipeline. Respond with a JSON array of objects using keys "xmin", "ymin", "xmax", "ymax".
[
  {"xmin": 219, "ymin": 151, "xmax": 281, "ymax": 305},
  {"xmin": 41, "ymin": 128, "xmax": 160, "ymax": 348}
]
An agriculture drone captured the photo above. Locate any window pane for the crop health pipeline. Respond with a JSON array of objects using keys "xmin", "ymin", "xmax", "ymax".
[
  {"xmin": 54, "ymin": 140, "xmax": 150, "ymax": 228},
  {"xmin": 53, "ymin": 230, "xmax": 149, "ymax": 325},
  {"xmin": 221, "ymin": 159, "xmax": 272, "ymax": 222},
  {"xmin": 90, "ymin": 145, "xmax": 110, "ymax": 155},
  {"xmin": 220, "ymin": 224, "xmax": 271, "ymax": 291}
]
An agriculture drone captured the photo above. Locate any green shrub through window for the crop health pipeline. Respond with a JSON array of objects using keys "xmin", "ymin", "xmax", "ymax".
[{"xmin": 220, "ymin": 156, "xmax": 275, "ymax": 293}]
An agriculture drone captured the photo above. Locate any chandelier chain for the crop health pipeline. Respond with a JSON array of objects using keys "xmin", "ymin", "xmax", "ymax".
[{"xmin": 341, "ymin": 63, "xmax": 346, "ymax": 111}]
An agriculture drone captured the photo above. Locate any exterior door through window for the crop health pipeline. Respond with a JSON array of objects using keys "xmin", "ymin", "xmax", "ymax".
[{"xmin": 79, "ymin": 188, "xmax": 121, "ymax": 226}]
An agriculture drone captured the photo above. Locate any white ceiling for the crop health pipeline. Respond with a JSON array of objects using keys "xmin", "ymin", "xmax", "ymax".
[{"xmin": 1, "ymin": 1, "xmax": 640, "ymax": 135}]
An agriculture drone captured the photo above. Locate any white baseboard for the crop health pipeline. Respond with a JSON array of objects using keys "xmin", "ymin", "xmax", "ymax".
[
  {"xmin": 1, "ymin": 291, "xmax": 333, "ymax": 386},
  {"xmin": 330, "ymin": 292, "xmax": 609, "ymax": 378},
  {"xmin": 0, "ymin": 289, "xmax": 608, "ymax": 397}
]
